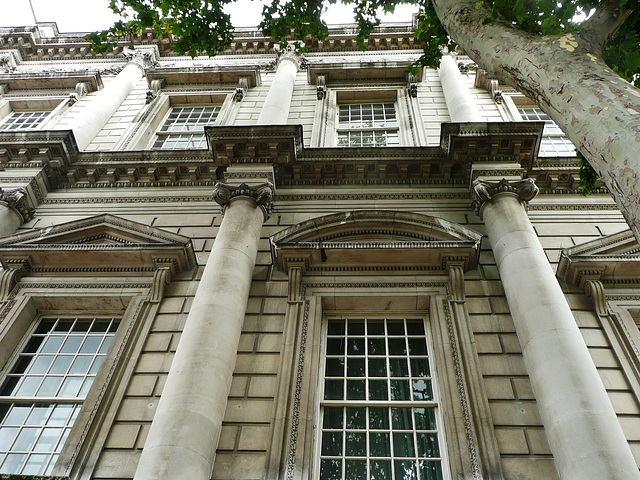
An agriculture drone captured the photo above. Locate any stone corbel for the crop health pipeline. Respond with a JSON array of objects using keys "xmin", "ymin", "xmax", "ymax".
[
  {"xmin": 448, "ymin": 264, "xmax": 466, "ymax": 303},
  {"xmin": 475, "ymin": 69, "xmax": 503, "ymax": 103},
  {"xmin": 472, "ymin": 178, "xmax": 539, "ymax": 219},
  {"xmin": 234, "ymin": 76, "xmax": 251, "ymax": 102},
  {"xmin": 287, "ymin": 264, "xmax": 305, "ymax": 303},
  {"xmin": 0, "ymin": 259, "xmax": 27, "ymax": 303},
  {"xmin": 0, "ymin": 84, "xmax": 8, "ymax": 95},
  {"xmin": 584, "ymin": 279, "xmax": 610, "ymax": 317},
  {"xmin": 213, "ymin": 182, "xmax": 274, "ymax": 221},
  {"xmin": 75, "ymin": 81, "xmax": 90, "ymax": 97},
  {"xmin": 316, "ymin": 74, "xmax": 326, "ymax": 100},
  {"xmin": 407, "ymin": 74, "xmax": 418, "ymax": 98},
  {"xmin": 146, "ymin": 78, "xmax": 164, "ymax": 104},
  {"xmin": 150, "ymin": 266, "xmax": 172, "ymax": 304}
]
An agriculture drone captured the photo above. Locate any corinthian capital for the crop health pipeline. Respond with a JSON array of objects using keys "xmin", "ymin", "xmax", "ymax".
[
  {"xmin": 123, "ymin": 47, "xmax": 159, "ymax": 70},
  {"xmin": 0, "ymin": 187, "xmax": 34, "ymax": 223},
  {"xmin": 472, "ymin": 178, "xmax": 538, "ymax": 217},
  {"xmin": 213, "ymin": 182, "xmax": 274, "ymax": 220},
  {"xmin": 274, "ymin": 42, "xmax": 304, "ymax": 69}
]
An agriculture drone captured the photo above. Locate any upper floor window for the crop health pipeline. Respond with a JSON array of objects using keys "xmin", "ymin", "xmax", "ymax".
[
  {"xmin": 0, "ymin": 111, "xmax": 50, "ymax": 131},
  {"xmin": 517, "ymin": 107, "xmax": 576, "ymax": 157},
  {"xmin": 153, "ymin": 106, "xmax": 221, "ymax": 150},
  {"xmin": 337, "ymin": 103, "xmax": 399, "ymax": 147},
  {"xmin": 318, "ymin": 317, "xmax": 444, "ymax": 480},
  {"xmin": 0, "ymin": 316, "xmax": 118, "ymax": 475}
]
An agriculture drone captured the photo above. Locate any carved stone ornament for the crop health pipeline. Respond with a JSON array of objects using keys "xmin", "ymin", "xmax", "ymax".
[
  {"xmin": 123, "ymin": 47, "xmax": 159, "ymax": 70},
  {"xmin": 472, "ymin": 178, "xmax": 539, "ymax": 217},
  {"xmin": 316, "ymin": 74, "xmax": 326, "ymax": 100},
  {"xmin": 234, "ymin": 76, "xmax": 250, "ymax": 102},
  {"xmin": 0, "ymin": 53, "xmax": 17, "ymax": 74},
  {"xmin": 213, "ymin": 182, "xmax": 274, "ymax": 220},
  {"xmin": 274, "ymin": 42, "xmax": 305, "ymax": 69},
  {"xmin": 408, "ymin": 74, "xmax": 418, "ymax": 98},
  {"xmin": 0, "ymin": 187, "xmax": 34, "ymax": 223}
]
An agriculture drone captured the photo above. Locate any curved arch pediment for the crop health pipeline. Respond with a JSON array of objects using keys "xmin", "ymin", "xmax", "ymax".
[{"xmin": 271, "ymin": 211, "xmax": 482, "ymax": 273}]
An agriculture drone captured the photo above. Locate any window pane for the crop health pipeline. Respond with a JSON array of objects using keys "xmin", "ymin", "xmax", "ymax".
[
  {"xmin": 0, "ymin": 317, "xmax": 119, "ymax": 475},
  {"xmin": 155, "ymin": 107, "xmax": 220, "ymax": 150}
]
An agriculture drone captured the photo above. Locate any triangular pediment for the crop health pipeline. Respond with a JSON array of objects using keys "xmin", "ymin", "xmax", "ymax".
[
  {"xmin": 557, "ymin": 229, "xmax": 640, "ymax": 286},
  {"xmin": 271, "ymin": 211, "xmax": 482, "ymax": 273},
  {"xmin": 0, "ymin": 214, "xmax": 196, "ymax": 276}
]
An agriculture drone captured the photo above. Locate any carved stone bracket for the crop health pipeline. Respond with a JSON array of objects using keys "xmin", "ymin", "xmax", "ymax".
[
  {"xmin": 316, "ymin": 74, "xmax": 326, "ymax": 100},
  {"xmin": 75, "ymin": 81, "xmax": 90, "ymax": 97},
  {"xmin": 213, "ymin": 182, "xmax": 274, "ymax": 220},
  {"xmin": 0, "ymin": 265, "xmax": 25, "ymax": 303},
  {"xmin": 475, "ymin": 70, "xmax": 502, "ymax": 104},
  {"xmin": 0, "ymin": 51, "xmax": 20, "ymax": 74},
  {"xmin": 123, "ymin": 46, "xmax": 160, "ymax": 70},
  {"xmin": 448, "ymin": 265, "xmax": 466, "ymax": 303},
  {"xmin": 287, "ymin": 265, "xmax": 305, "ymax": 303},
  {"xmin": 472, "ymin": 178, "xmax": 539, "ymax": 218},
  {"xmin": 234, "ymin": 76, "xmax": 251, "ymax": 102},
  {"xmin": 150, "ymin": 266, "xmax": 172, "ymax": 303},
  {"xmin": 146, "ymin": 78, "xmax": 164, "ymax": 104},
  {"xmin": 585, "ymin": 279, "xmax": 610, "ymax": 316},
  {"xmin": 0, "ymin": 187, "xmax": 34, "ymax": 223},
  {"xmin": 408, "ymin": 74, "xmax": 418, "ymax": 98}
]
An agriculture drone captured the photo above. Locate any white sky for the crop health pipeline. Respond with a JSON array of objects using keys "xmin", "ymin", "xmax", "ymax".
[{"xmin": 3, "ymin": 0, "xmax": 418, "ymax": 33}]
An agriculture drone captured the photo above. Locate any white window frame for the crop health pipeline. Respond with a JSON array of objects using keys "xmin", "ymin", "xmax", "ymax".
[
  {"xmin": 315, "ymin": 315, "xmax": 448, "ymax": 480},
  {"xmin": 319, "ymin": 89, "xmax": 418, "ymax": 147},
  {"xmin": 502, "ymin": 94, "xmax": 576, "ymax": 157},
  {"xmin": 0, "ymin": 98, "xmax": 69, "ymax": 132}
]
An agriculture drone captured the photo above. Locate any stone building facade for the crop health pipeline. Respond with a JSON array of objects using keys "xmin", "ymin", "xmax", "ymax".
[{"xmin": 0, "ymin": 20, "xmax": 639, "ymax": 480}]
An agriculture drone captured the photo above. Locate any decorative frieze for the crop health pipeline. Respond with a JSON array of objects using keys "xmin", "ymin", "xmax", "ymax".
[{"xmin": 213, "ymin": 182, "xmax": 274, "ymax": 220}]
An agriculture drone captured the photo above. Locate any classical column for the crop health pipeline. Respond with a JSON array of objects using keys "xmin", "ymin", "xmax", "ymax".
[
  {"xmin": 473, "ymin": 178, "xmax": 639, "ymax": 480},
  {"xmin": 0, "ymin": 188, "xmax": 33, "ymax": 237},
  {"xmin": 439, "ymin": 54, "xmax": 482, "ymax": 122},
  {"xmin": 133, "ymin": 182, "xmax": 273, "ymax": 480},
  {"xmin": 68, "ymin": 47, "xmax": 157, "ymax": 150},
  {"xmin": 257, "ymin": 44, "xmax": 302, "ymax": 124}
]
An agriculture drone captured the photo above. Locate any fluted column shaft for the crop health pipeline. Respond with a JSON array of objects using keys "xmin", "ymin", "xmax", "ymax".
[
  {"xmin": 133, "ymin": 183, "xmax": 272, "ymax": 480},
  {"xmin": 69, "ymin": 49, "xmax": 155, "ymax": 150},
  {"xmin": 439, "ymin": 54, "xmax": 482, "ymax": 122},
  {"xmin": 474, "ymin": 178, "xmax": 639, "ymax": 480},
  {"xmin": 257, "ymin": 46, "xmax": 301, "ymax": 124}
]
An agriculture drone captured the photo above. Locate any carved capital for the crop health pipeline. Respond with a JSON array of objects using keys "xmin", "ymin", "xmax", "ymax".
[
  {"xmin": 123, "ymin": 47, "xmax": 159, "ymax": 70},
  {"xmin": 274, "ymin": 42, "xmax": 304, "ymax": 70},
  {"xmin": 472, "ymin": 178, "xmax": 538, "ymax": 217},
  {"xmin": 0, "ymin": 187, "xmax": 34, "ymax": 223},
  {"xmin": 213, "ymin": 182, "xmax": 274, "ymax": 221}
]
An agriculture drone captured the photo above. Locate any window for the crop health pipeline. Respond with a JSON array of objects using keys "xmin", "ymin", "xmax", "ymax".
[
  {"xmin": 153, "ymin": 106, "xmax": 220, "ymax": 150},
  {"xmin": 0, "ymin": 111, "xmax": 50, "ymax": 131},
  {"xmin": 0, "ymin": 316, "xmax": 119, "ymax": 475},
  {"xmin": 517, "ymin": 107, "xmax": 576, "ymax": 157},
  {"xmin": 337, "ymin": 103, "xmax": 399, "ymax": 147},
  {"xmin": 318, "ymin": 317, "xmax": 444, "ymax": 480}
]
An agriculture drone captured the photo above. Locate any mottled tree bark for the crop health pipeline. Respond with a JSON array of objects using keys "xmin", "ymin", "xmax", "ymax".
[{"xmin": 432, "ymin": 0, "xmax": 640, "ymax": 239}]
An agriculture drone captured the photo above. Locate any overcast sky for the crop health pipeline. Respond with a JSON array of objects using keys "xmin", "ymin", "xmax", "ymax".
[{"xmin": 4, "ymin": 0, "xmax": 418, "ymax": 33}]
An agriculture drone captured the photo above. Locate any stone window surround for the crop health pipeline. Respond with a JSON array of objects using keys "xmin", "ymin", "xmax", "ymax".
[
  {"xmin": 0, "ymin": 97, "xmax": 72, "ymax": 131},
  {"xmin": 120, "ymin": 91, "xmax": 236, "ymax": 151},
  {"xmin": 313, "ymin": 87, "xmax": 421, "ymax": 148},
  {"xmin": 266, "ymin": 281, "xmax": 501, "ymax": 480},
  {"xmin": 0, "ymin": 283, "xmax": 155, "ymax": 480}
]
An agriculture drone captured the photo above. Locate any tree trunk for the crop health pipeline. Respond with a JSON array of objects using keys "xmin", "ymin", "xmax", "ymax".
[{"xmin": 432, "ymin": 0, "xmax": 640, "ymax": 239}]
